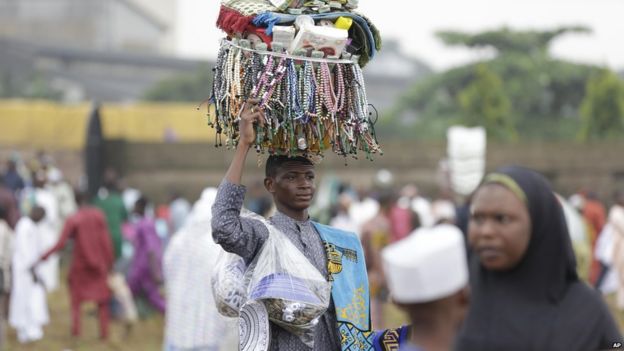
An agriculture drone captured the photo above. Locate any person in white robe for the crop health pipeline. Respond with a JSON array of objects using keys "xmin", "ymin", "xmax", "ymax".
[
  {"xmin": 163, "ymin": 188, "xmax": 234, "ymax": 351},
  {"xmin": 0, "ymin": 205, "xmax": 14, "ymax": 349},
  {"xmin": 9, "ymin": 206, "xmax": 49, "ymax": 343},
  {"xmin": 168, "ymin": 192, "xmax": 191, "ymax": 235},
  {"xmin": 46, "ymin": 168, "xmax": 77, "ymax": 223},
  {"xmin": 32, "ymin": 171, "xmax": 61, "ymax": 292},
  {"xmin": 20, "ymin": 170, "xmax": 61, "ymax": 292}
]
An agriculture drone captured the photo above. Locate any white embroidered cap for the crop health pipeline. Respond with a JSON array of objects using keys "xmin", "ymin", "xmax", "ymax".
[{"xmin": 382, "ymin": 224, "xmax": 468, "ymax": 303}]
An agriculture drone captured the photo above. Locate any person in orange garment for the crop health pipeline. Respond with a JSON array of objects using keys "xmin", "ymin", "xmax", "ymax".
[
  {"xmin": 33, "ymin": 190, "xmax": 114, "ymax": 339},
  {"xmin": 584, "ymin": 192, "xmax": 607, "ymax": 283}
]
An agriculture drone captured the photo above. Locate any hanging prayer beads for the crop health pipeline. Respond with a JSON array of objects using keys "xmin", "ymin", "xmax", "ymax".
[{"xmin": 208, "ymin": 39, "xmax": 381, "ymax": 159}]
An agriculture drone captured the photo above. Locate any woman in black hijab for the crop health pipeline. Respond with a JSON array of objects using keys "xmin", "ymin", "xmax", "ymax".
[{"xmin": 456, "ymin": 166, "xmax": 621, "ymax": 351}]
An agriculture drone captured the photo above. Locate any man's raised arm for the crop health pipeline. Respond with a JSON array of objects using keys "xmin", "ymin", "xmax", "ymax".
[{"xmin": 211, "ymin": 99, "xmax": 268, "ymax": 263}]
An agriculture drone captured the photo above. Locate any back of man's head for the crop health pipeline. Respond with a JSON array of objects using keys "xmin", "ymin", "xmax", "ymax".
[
  {"xmin": 103, "ymin": 168, "xmax": 119, "ymax": 191},
  {"xmin": 382, "ymin": 224, "xmax": 469, "ymax": 326},
  {"xmin": 74, "ymin": 189, "xmax": 89, "ymax": 206},
  {"xmin": 134, "ymin": 195, "xmax": 149, "ymax": 215},
  {"xmin": 30, "ymin": 206, "xmax": 46, "ymax": 223}
]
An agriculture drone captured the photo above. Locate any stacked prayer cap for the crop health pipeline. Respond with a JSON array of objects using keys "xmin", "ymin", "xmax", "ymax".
[
  {"xmin": 204, "ymin": 0, "xmax": 383, "ymax": 160},
  {"xmin": 431, "ymin": 199, "xmax": 456, "ymax": 224},
  {"xmin": 382, "ymin": 224, "xmax": 468, "ymax": 303},
  {"xmin": 447, "ymin": 126, "xmax": 486, "ymax": 197}
]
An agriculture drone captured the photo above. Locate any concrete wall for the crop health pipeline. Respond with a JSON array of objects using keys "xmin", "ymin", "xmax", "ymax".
[
  {"xmin": 101, "ymin": 140, "xmax": 624, "ymax": 204},
  {"xmin": 3, "ymin": 140, "xmax": 622, "ymax": 205}
]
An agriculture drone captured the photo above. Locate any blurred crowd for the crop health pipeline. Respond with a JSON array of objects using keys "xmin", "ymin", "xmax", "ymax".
[
  {"xmin": 0, "ymin": 152, "xmax": 623, "ymax": 350},
  {"xmin": 0, "ymin": 151, "xmax": 196, "ymax": 348},
  {"xmin": 299, "ymin": 170, "xmax": 624, "ymax": 332}
]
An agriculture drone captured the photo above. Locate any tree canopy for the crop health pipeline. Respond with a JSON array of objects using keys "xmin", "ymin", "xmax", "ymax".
[
  {"xmin": 436, "ymin": 26, "xmax": 591, "ymax": 55},
  {"xmin": 458, "ymin": 64, "xmax": 515, "ymax": 140},
  {"xmin": 0, "ymin": 70, "xmax": 63, "ymax": 100},
  {"xmin": 579, "ymin": 69, "xmax": 624, "ymax": 140},
  {"xmin": 388, "ymin": 26, "xmax": 613, "ymax": 141},
  {"xmin": 143, "ymin": 63, "xmax": 214, "ymax": 102}
]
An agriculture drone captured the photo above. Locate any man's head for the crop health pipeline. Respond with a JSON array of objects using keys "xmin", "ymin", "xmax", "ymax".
[
  {"xmin": 103, "ymin": 168, "xmax": 119, "ymax": 192},
  {"xmin": 382, "ymin": 224, "xmax": 469, "ymax": 329},
  {"xmin": 30, "ymin": 205, "xmax": 46, "ymax": 223},
  {"xmin": 6, "ymin": 159, "xmax": 17, "ymax": 172},
  {"xmin": 74, "ymin": 189, "xmax": 89, "ymax": 207},
  {"xmin": 134, "ymin": 196, "xmax": 149, "ymax": 216},
  {"xmin": 400, "ymin": 184, "xmax": 419, "ymax": 199},
  {"xmin": 47, "ymin": 168, "xmax": 63, "ymax": 185},
  {"xmin": 264, "ymin": 155, "xmax": 315, "ymax": 215},
  {"xmin": 32, "ymin": 170, "xmax": 47, "ymax": 189},
  {"xmin": 377, "ymin": 189, "xmax": 396, "ymax": 214}
]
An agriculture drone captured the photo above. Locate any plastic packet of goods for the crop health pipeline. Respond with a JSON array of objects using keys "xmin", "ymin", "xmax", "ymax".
[
  {"xmin": 245, "ymin": 217, "xmax": 331, "ymax": 348},
  {"xmin": 211, "ymin": 250, "xmax": 248, "ymax": 317}
]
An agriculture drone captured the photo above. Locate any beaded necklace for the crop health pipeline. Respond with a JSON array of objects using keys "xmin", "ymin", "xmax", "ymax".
[
  {"xmin": 287, "ymin": 59, "xmax": 304, "ymax": 122},
  {"xmin": 206, "ymin": 39, "xmax": 382, "ymax": 158}
]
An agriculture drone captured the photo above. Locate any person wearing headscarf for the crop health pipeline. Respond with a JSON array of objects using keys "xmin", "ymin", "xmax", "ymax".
[{"xmin": 456, "ymin": 166, "xmax": 621, "ymax": 351}]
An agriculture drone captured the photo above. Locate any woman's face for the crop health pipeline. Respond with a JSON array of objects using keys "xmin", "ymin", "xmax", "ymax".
[{"xmin": 468, "ymin": 183, "xmax": 531, "ymax": 271}]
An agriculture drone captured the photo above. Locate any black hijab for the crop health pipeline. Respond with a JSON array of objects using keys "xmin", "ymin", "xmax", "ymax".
[{"xmin": 456, "ymin": 166, "xmax": 621, "ymax": 351}]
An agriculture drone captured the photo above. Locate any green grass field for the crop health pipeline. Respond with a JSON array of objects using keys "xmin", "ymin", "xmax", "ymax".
[
  {"xmin": 5, "ymin": 270, "xmax": 165, "ymax": 351},
  {"xmin": 3, "ymin": 267, "xmax": 410, "ymax": 351},
  {"xmin": 4, "ymin": 288, "xmax": 409, "ymax": 351}
]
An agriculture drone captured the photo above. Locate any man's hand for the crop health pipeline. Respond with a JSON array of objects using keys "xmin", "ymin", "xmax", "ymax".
[
  {"xmin": 224, "ymin": 99, "xmax": 264, "ymax": 185},
  {"xmin": 29, "ymin": 265, "xmax": 37, "ymax": 281},
  {"xmin": 148, "ymin": 252, "xmax": 164, "ymax": 286},
  {"xmin": 238, "ymin": 99, "xmax": 265, "ymax": 147},
  {"xmin": 29, "ymin": 264, "xmax": 47, "ymax": 292}
]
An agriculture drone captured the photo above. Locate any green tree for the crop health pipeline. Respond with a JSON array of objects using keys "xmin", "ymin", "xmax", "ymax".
[
  {"xmin": 458, "ymin": 64, "xmax": 515, "ymax": 140},
  {"xmin": 389, "ymin": 26, "xmax": 597, "ymax": 140},
  {"xmin": 436, "ymin": 26, "xmax": 590, "ymax": 56},
  {"xmin": 579, "ymin": 69, "xmax": 624, "ymax": 140},
  {"xmin": 143, "ymin": 63, "xmax": 214, "ymax": 102},
  {"xmin": 0, "ymin": 70, "xmax": 63, "ymax": 100}
]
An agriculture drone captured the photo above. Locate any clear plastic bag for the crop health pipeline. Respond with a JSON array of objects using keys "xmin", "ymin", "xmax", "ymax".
[
  {"xmin": 245, "ymin": 218, "xmax": 331, "ymax": 348},
  {"xmin": 211, "ymin": 249, "xmax": 248, "ymax": 318}
]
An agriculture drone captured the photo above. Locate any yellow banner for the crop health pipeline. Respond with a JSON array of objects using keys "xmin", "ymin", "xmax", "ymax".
[{"xmin": 0, "ymin": 100, "xmax": 215, "ymax": 149}]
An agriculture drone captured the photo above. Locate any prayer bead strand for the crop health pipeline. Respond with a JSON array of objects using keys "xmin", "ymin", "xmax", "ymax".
[{"xmin": 206, "ymin": 40, "xmax": 381, "ymax": 158}]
